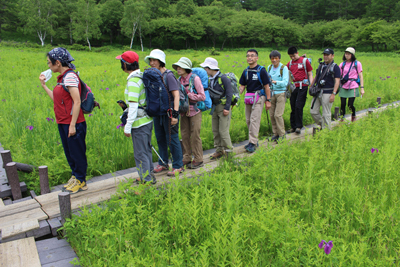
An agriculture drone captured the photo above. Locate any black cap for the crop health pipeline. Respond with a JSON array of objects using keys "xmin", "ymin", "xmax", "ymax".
[{"xmin": 322, "ymin": 48, "xmax": 334, "ymax": 55}]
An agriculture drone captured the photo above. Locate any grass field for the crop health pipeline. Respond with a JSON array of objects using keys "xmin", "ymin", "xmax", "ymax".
[
  {"xmin": 63, "ymin": 107, "xmax": 400, "ymax": 266},
  {"xmin": 0, "ymin": 45, "xmax": 399, "ymax": 192}
]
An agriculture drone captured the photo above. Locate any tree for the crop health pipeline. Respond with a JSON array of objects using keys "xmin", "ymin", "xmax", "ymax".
[
  {"xmin": 120, "ymin": 0, "xmax": 148, "ymax": 49},
  {"xmin": 99, "ymin": 0, "xmax": 123, "ymax": 44},
  {"xmin": 0, "ymin": 0, "xmax": 19, "ymax": 34},
  {"xmin": 71, "ymin": 0, "xmax": 101, "ymax": 50}
]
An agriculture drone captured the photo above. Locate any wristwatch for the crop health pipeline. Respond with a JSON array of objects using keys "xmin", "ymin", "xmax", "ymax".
[
  {"xmin": 332, "ymin": 92, "xmax": 337, "ymax": 95},
  {"xmin": 266, "ymin": 99, "xmax": 271, "ymax": 102}
]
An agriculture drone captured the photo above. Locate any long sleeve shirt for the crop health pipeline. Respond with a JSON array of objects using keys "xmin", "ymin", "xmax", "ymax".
[{"xmin": 179, "ymin": 73, "xmax": 206, "ymax": 117}]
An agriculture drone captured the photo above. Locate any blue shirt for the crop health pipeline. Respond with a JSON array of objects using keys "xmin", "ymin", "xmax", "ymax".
[
  {"xmin": 267, "ymin": 63, "xmax": 289, "ymax": 95},
  {"xmin": 239, "ymin": 65, "xmax": 270, "ymax": 93}
]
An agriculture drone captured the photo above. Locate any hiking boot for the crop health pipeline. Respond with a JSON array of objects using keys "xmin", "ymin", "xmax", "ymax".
[
  {"xmin": 65, "ymin": 179, "xmax": 88, "ymax": 194},
  {"xmin": 144, "ymin": 177, "xmax": 157, "ymax": 185},
  {"xmin": 182, "ymin": 161, "xmax": 191, "ymax": 167},
  {"xmin": 190, "ymin": 161, "xmax": 204, "ymax": 169},
  {"xmin": 167, "ymin": 167, "xmax": 184, "ymax": 176},
  {"xmin": 270, "ymin": 135, "xmax": 279, "ymax": 141},
  {"xmin": 246, "ymin": 143, "xmax": 257, "ymax": 153},
  {"xmin": 351, "ymin": 115, "xmax": 356, "ymax": 122},
  {"xmin": 154, "ymin": 164, "xmax": 169, "ymax": 173},
  {"xmin": 210, "ymin": 151, "xmax": 224, "ymax": 160},
  {"xmin": 287, "ymin": 128, "xmax": 296, "ymax": 133},
  {"xmin": 244, "ymin": 143, "xmax": 250, "ymax": 149},
  {"xmin": 277, "ymin": 135, "xmax": 286, "ymax": 143},
  {"xmin": 62, "ymin": 176, "xmax": 77, "ymax": 190},
  {"xmin": 295, "ymin": 128, "xmax": 301, "ymax": 134}
]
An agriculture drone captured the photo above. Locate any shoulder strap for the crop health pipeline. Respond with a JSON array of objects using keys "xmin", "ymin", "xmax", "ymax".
[
  {"xmin": 280, "ymin": 65, "xmax": 284, "ymax": 77},
  {"xmin": 302, "ymin": 57, "xmax": 308, "ymax": 77},
  {"xmin": 267, "ymin": 65, "xmax": 272, "ymax": 73},
  {"xmin": 289, "ymin": 60, "xmax": 292, "ymax": 70},
  {"xmin": 58, "ymin": 69, "xmax": 78, "ymax": 94}
]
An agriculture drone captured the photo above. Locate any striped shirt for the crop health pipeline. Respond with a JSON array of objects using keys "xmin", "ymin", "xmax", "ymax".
[
  {"xmin": 124, "ymin": 70, "xmax": 152, "ymax": 128},
  {"xmin": 64, "ymin": 72, "xmax": 79, "ymax": 87}
]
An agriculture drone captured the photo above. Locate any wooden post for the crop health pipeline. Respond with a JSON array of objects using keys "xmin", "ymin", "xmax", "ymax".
[
  {"xmin": 368, "ymin": 109, "xmax": 373, "ymax": 115},
  {"xmin": 313, "ymin": 127, "xmax": 318, "ymax": 137},
  {"xmin": 1, "ymin": 150, "xmax": 12, "ymax": 168},
  {"xmin": 377, "ymin": 97, "xmax": 381, "ymax": 105},
  {"xmin": 58, "ymin": 192, "xmax": 71, "ymax": 225},
  {"xmin": 334, "ymin": 107, "xmax": 340, "ymax": 120},
  {"xmin": 39, "ymin": 166, "xmax": 50, "ymax": 195},
  {"xmin": 5, "ymin": 162, "xmax": 22, "ymax": 200}
]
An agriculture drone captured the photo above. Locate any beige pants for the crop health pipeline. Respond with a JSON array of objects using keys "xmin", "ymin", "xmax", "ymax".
[
  {"xmin": 245, "ymin": 95, "xmax": 266, "ymax": 144},
  {"xmin": 180, "ymin": 112, "xmax": 203, "ymax": 162},
  {"xmin": 270, "ymin": 93, "xmax": 286, "ymax": 137},
  {"xmin": 310, "ymin": 94, "xmax": 333, "ymax": 130},
  {"xmin": 212, "ymin": 104, "xmax": 233, "ymax": 153}
]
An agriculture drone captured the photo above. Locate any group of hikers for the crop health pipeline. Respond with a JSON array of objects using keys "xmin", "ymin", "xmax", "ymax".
[{"xmin": 39, "ymin": 46, "xmax": 364, "ymax": 193}]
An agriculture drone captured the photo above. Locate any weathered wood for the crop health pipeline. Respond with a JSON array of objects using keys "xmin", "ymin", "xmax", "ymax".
[
  {"xmin": 0, "ymin": 182, "xmax": 27, "ymax": 198},
  {"xmin": 0, "ymin": 199, "xmax": 40, "ymax": 218},
  {"xmin": 39, "ymin": 165, "xmax": 50, "ymax": 195},
  {"xmin": 25, "ymin": 220, "xmax": 51, "ymax": 238},
  {"xmin": 5, "ymin": 162, "xmax": 21, "ymax": 200},
  {"xmin": 59, "ymin": 192, "xmax": 71, "ymax": 224},
  {"xmin": 0, "ymin": 150, "xmax": 12, "ymax": 168},
  {"xmin": 0, "ymin": 199, "xmax": 3, "ymax": 207},
  {"xmin": 3, "ymin": 198, "xmax": 12, "ymax": 205},
  {"xmin": 38, "ymin": 244, "xmax": 78, "ymax": 265},
  {"xmin": 12, "ymin": 196, "xmax": 32, "ymax": 204},
  {"xmin": 30, "ymin": 190, "xmax": 37, "ymax": 198},
  {"xmin": 1, "ymin": 219, "xmax": 39, "ymax": 239},
  {"xmin": 35, "ymin": 236, "xmax": 70, "ymax": 251},
  {"xmin": 0, "ymin": 208, "xmax": 48, "ymax": 230},
  {"xmin": 334, "ymin": 106, "xmax": 340, "ymax": 120},
  {"xmin": 0, "ymin": 232, "xmax": 26, "ymax": 243},
  {"xmin": 377, "ymin": 97, "xmax": 381, "ymax": 105},
  {"xmin": 0, "ymin": 237, "xmax": 41, "ymax": 266},
  {"xmin": 47, "ymin": 218, "xmax": 62, "ymax": 236},
  {"xmin": 42, "ymin": 257, "xmax": 81, "ymax": 267},
  {"xmin": 15, "ymin": 162, "xmax": 35, "ymax": 173}
]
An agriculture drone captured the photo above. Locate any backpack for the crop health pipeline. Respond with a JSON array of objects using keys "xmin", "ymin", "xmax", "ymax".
[
  {"xmin": 340, "ymin": 60, "xmax": 360, "ymax": 85},
  {"xmin": 244, "ymin": 65, "xmax": 265, "ymax": 87},
  {"xmin": 288, "ymin": 57, "xmax": 309, "ymax": 83},
  {"xmin": 142, "ymin": 67, "xmax": 171, "ymax": 117},
  {"xmin": 267, "ymin": 64, "xmax": 294, "ymax": 99},
  {"xmin": 181, "ymin": 73, "xmax": 211, "ymax": 112},
  {"xmin": 191, "ymin": 68, "xmax": 212, "ymax": 110},
  {"xmin": 163, "ymin": 70, "xmax": 189, "ymax": 114},
  {"xmin": 218, "ymin": 72, "xmax": 240, "ymax": 106},
  {"xmin": 58, "ymin": 70, "xmax": 97, "ymax": 114}
]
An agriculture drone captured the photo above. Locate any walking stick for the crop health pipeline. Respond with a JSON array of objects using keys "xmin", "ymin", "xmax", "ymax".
[{"xmin": 151, "ymin": 144, "xmax": 167, "ymax": 166}]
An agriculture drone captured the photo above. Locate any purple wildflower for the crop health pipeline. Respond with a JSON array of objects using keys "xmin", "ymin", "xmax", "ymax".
[
  {"xmin": 371, "ymin": 148, "xmax": 379, "ymax": 153},
  {"xmin": 108, "ymin": 113, "xmax": 113, "ymax": 116},
  {"xmin": 101, "ymin": 80, "xmax": 104, "ymax": 82},
  {"xmin": 387, "ymin": 76, "xmax": 391, "ymax": 78},
  {"xmin": 374, "ymin": 80, "xmax": 376, "ymax": 81},
  {"xmin": 46, "ymin": 117, "xmax": 54, "ymax": 122},
  {"xmin": 116, "ymin": 84, "xmax": 120, "ymax": 86},
  {"xmin": 37, "ymin": 85, "xmax": 39, "ymax": 87},
  {"xmin": 318, "ymin": 240, "xmax": 333, "ymax": 255},
  {"xmin": 26, "ymin": 126, "xmax": 34, "ymax": 130},
  {"xmin": 116, "ymin": 123, "xmax": 124, "ymax": 129},
  {"xmin": 89, "ymin": 114, "xmax": 93, "ymax": 117},
  {"xmin": 106, "ymin": 88, "xmax": 109, "ymax": 90},
  {"xmin": 100, "ymin": 88, "xmax": 103, "ymax": 90},
  {"xmin": 232, "ymin": 65, "xmax": 235, "ymax": 68},
  {"xmin": 1, "ymin": 99, "xmax": 5, "ymax": 102},
  {"xmin": 104, "ymin": 70, "xmax": 107, "ymax": 72}
]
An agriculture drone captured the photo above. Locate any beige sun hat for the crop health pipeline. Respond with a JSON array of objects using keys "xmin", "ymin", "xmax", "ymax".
[
  {"xmin": 200, "ymin": 57, "xmax": 219, "ymax": 70},
  {"xmin": 144, "ymin": 49, "xmax": 166, "ymax": 65},
  {"xmin": 345, "ymin": 47, "xmax": 356, "ymax": 55},
  {"xmin": 172, "ymin": 57, "xmax": 192, "ymax": 71}
]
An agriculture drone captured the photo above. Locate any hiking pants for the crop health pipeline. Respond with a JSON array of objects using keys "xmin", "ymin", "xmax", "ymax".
[
  {"xmin": 58, "ymin": 122, "xmax": 87, "ymax": 182},
  {"xmin": 310, "ymin": 94, "xmax": 333, "ymax": 130},
  {"xmin": 270, "ymin": 93, "xmax": 286, "ymax": 137},
  {"xmin": 340, "ymin": 97, "xmax": 356, "ymax": 117},
  {"xmin": 245, "ymin": 95, "xmax": 266, "ymax": 144},
  {"xmin": 212, "ymin": 104, "xmax": 233, "ymax": 153},
  {"xmin": 180, "ymin": 112, "xmax": 203, "ymax": 163},
  {"xmin": 131, "ymin": 123, "xmax": 154, "ymax": 182},
  {"xmin": 153, "ymin": 115, "xmax": 183, "ymax": 169},
  {"xmin": 290, "ymin": 86, "xmax": 308, "ymax": 129}
]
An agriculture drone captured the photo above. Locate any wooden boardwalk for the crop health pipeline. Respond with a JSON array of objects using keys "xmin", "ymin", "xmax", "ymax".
[{"xmin": 0, "ymin": 101, "xmax": 396, "ymax": 266}]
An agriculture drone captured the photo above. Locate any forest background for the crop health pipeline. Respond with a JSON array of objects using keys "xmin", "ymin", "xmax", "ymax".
[{"xmin": 0, "ymin": 0, "xmax": 400, "ymax": 52}]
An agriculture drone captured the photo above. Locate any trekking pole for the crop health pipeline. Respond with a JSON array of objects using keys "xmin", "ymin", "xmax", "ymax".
[{"xmin": 151, "ymin": 144, "xmax": 167, "ymax": 166}]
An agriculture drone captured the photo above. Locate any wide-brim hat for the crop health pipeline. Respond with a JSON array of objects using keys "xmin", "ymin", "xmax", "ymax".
[
  {"xmin": 345, "ymin": 47, "xmax": 356, "ymax": 55},
  {"xmin": 115, "ymin": 51, "xmax": 139, "ymax": 64},
  {"xmin": 144, "ymin": 49, "xmax": 166, "ymax": 65},
  {"xmin": 200, "ymin": 57, "xmax": 219, "ymax": 70},
  {"xmin": 172, "ymin": 57, "xmax": 192, "ymax": 71}
]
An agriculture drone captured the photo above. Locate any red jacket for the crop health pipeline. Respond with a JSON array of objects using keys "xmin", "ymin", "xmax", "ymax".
[{"xmin": 53, "ymin": 69, "xmax": 85, "ymax": 125}]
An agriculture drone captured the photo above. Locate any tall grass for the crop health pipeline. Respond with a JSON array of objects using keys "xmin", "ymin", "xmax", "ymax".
[
  {"xmin": 0, "ymin": 45, "xmax": 399, "ymax": 191},
  {"xmin": 64, "ymin": 107, "xmax": 400, "ymax": 266}
]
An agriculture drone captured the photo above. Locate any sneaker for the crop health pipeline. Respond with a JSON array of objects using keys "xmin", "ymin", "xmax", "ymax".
[
  {"xmin": 167, "ymin": 167, "xmax": 184, "ymax": 176},
  {"xmin": 270, "ymin": 135, "xmax": 279, "ymax": 141},
  {"xmin": 154, "ymin": 164, "xmax": 169, "ymax": 173},
  {"xmin": 182, "ymin": 161, "xmax": 191, "ymax": 168},
  {"xmin": 244, "ymin": 143, "xmax": 250, "ymax": 149},
  {"xmin": 65, "ymin": 179, "xmax": 88, "ymax": 194},
  {"xmin": 190, "ymin": 161, "xmax": 204, "ymax": 169},
  {"xmin": 295, "ymin": 128, "xmax": 301, "ymax": 134},
  {"xmin": 210, "ymin": 151, "xmax": 224, "ymax": 160},
  {"xmin": 246, "ymin": 143, "xmax": 257, "ymax": 153},
  {"xmin": 62, "ymin": 176, "xmax": 77, "ymax": 190},
  {"xmin": 277, "ymin": 135, "xmax": 286, "ymax": 143},
  {"xmin": 287, "ymin": 128, "xmax": 296, "ymax": 133}
]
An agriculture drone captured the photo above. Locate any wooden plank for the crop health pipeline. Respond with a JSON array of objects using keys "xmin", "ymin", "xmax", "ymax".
[
  {"xmin": 0, "ymin": 232, "xmax": 26, "ymax": 244},
  {"xmin": 47, "ymin": 218, "xmax": 62, "ymax": 236},
  {"xmin": 0, "ymin": 237, "xmax": 41, "ymax": 267},
  {"xmin": 0, "ymin": 208, "xmax": 48, "ymax": 229},
  {"xmin": 12, "ymin": 196, "xmax": 32, "ymax": 204},
  {"xmin": 26, "ymin": 220, "xmax": 51, "ymax": 238},
  {"xmin": 0, "ymin": 199, "xmax": 3, "ymax": 207},
  {"xmin": 1, "ymin": 219, "xmax": 39, "ymax": 239},
  {"xmin": 42, "ymin": 257, "xmax": 81, "ymax": 267},
  {"xmin": 36, "ymin": 237, "xmax": 69, "ymax": 252},
  {"xmin": 37, "ymin": 240, "xmax": 78, "ymax": 265},
  {"xmin": 0, "ymin": 199, "xmax": 40, "ymax": 218}
]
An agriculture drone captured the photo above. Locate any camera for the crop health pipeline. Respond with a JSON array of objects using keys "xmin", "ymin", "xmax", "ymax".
[
  {"xmin": 319, "ymin": 80, "xmax": 326, "ymax": 86},
  {"xmin": 318, "ymin": 58, "xmax": 323, "ymax": 64}
]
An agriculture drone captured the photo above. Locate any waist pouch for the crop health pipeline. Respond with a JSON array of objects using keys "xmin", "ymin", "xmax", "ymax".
[
  {"xmin": 244, "ymin": 92, "xmax": 260, "ymax": 105},
  {"xmin": 208, "ymin": 87, "xmax": 224, "ymax": 105}
]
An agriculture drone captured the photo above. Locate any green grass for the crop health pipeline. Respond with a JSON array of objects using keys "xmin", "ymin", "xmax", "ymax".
[
  {"xmin": 0, "ymin": 45, "xmax": 399, "ymax": 192},
  {"xmin": 63, "ymin": 107, "xmax": 400, "ymax": 266}
]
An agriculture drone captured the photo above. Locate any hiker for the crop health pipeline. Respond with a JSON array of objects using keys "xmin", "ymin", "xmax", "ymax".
[
  {"xmin": 144, "ymin": 49, "xmax": 184, "ymax": 176},
  {"xmin": 339, "ymin": 47, "xmax": 364, "ymax": 122},
  {"xmin": 287, "ymin": 46, "xmax": 313, "ymax": 134},
  {"xmin": 200, "ymin": 57, "xmax": 234, "ymax": 159},
  {"xmin": 173, "ymin": 57, "xmax": 205, "ymax": 169},
  {"xmin": 309, "ymin": 48, "xmax": 341, "ymax": 130},
  {"xmin": 239, "ymin": 49, "xmax": 271, "ymax": 153},
  {"xmin": 39, "ymin": 47, "xmax": 88, "ymax": 194},
  {"xmin": 116, "ymin": 51, "xmax": 155, "ymax": 184},
  {"xmin": 267, "ymin": 50, "xmax": 289, "ymax": 142}
]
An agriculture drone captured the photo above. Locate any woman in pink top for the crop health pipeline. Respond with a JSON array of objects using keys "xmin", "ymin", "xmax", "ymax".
[
  {"xmin": 339, "ymin": 47, "xmax": 364, "ymax": 122},
  {"xmin": 173, "ymin": 57, "xmax": 206, "ymax": 169}
]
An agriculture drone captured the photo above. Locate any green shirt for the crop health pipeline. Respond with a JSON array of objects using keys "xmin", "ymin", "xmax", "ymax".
[{"xmin": 124, "ymin": 70, "xmax": 152, "ymax": 128}]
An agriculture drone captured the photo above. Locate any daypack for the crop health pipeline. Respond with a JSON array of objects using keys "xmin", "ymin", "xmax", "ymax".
[
  {"xmin": 180, "ymin": 73, "xmax": 211, "ymax": 112},
  {"xmin": 163, "ymin": 70, "xmax": 189, "ymax": 114},
  {"xmin": 191, "ymin": 68, "xmax": 212, "ymax": 109},
  {"xmin": 288, "ymin": 57, "xmax": 309, "ymax": 84},
  {"xmin": 340, "ymin": 60, "xmax": 360, "ymax": 85},
  {"xmin": 142, "ymin": 67, "xmax": 171, "ymax": 117},
  {"xmin": 58, "ymin": 70, "xmax": 97, "ymax": 114},
  {"xmin": 267, "ymin": 64, "xmax": 295, "ymax": 99},
  {"xmin": 245, "ymin": 65, "xmax": 265, "ymax": 88},
  {"xmin": 218, "ymin": 72, "xmax": 240, "ymax": 106}
]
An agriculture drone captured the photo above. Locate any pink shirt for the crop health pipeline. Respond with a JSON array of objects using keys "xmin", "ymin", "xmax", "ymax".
[
  {"xmin": 339, "ymin": 61, "xmax": 363, "ymax": 89},
  {"xmin": 179, "ymin": 73, "xmax": 206, "ymax": 117}
]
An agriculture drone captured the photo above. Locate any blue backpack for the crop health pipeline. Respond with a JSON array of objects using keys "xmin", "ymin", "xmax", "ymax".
[
  {"xmin": 245, "ymin": 65, "xmax": 265, "ymax": 87},
  {"xmin": 192, "ymin": 67, "xmax": 212, "ymax": 110},
  {"xmin": 142, "ymin": 67, "xmax": 170, "ymax": 117}
]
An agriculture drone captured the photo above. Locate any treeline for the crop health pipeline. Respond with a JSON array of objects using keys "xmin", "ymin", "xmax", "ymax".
[{"xmin": 1, "ymin": 0, "xmax": 400, "ymax": 51}]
